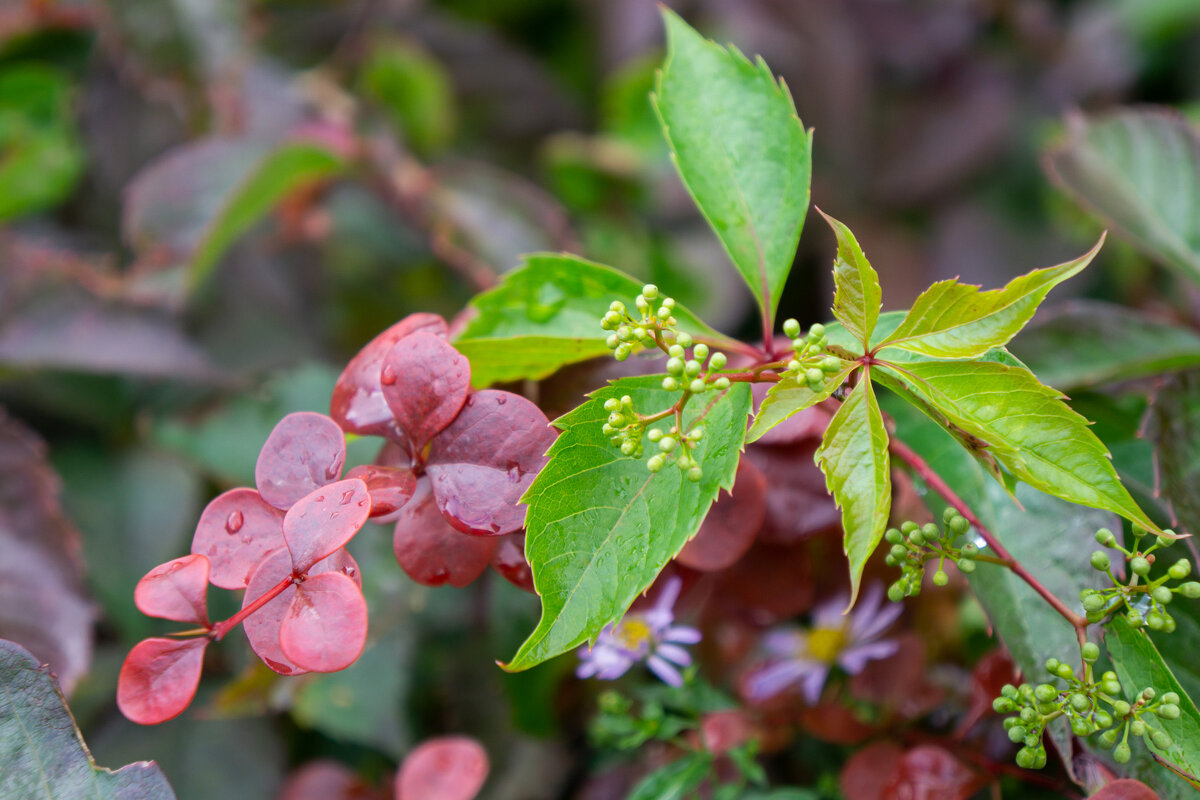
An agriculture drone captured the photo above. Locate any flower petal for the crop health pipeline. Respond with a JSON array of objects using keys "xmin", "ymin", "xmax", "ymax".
[
  {"xmin": 838, "ymin": 639, "xmax": 900, "ymax": 674},
  {"xmin": 655, "ymin": 643, "xmax": 693, "ymax": 667},
  {"xmin": 647, "ymin": 654, "xmax": 684, "ymax": 687},
  {"xmin": 663, "ymin": 625, "xmax": 702, "ymax": 645},
  {"xmin": 745, "ymin": 658, "xmax": 819, "ymax": 701}
]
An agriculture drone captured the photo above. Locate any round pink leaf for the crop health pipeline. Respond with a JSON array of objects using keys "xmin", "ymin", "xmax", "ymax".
[
  {"xmin": 331, "ymin": 314, "xmax": 448, "ymax": 438},
  {"xmin": 278, "ymin": 571, "xmax": 368, "ymax": 673},
  {"xmin": 191, "ymin": 488, "xmax": 286, "ymax": 589},
  {"xmin": 344, "ymin": 464, "xmax": 416, "ymax": 518},
  {"xmin": 242, "ymin": 547, "xmax": 361, "ymax": 675},
  {"xmin": 426, "ymin": 390, "xmax": 554, "ymax": 535},
  {"xmin": 255, "ymin": 412, "xmax": 347, "ymax": 510},
  {"xmin": 134, "ymin": 554, "xmax": 210, "ymax": 626},
  {"xmin": 283, "ymin": 478, "xmax": 371, "ymax": 573},
  {"xmin": 394, "ymin": 477, "xmax": 497, "ymax": 587},
  {"xmin": 117, "ymin": 636, "xmax": 208, "ymax": 725},
  {"xmin": 380, "ymin": 332, "xmax": 471, "ymax": 455},
  {"xmin": 677, "ymin": 457, "xmax": 765, "ymax": 571},
  {"xmin": 395, "ymin": 736, "xmax": 489, "ymax": 800}
]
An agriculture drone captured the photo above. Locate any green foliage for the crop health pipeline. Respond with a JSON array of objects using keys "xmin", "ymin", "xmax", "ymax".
[
  {"xmin": 654, "ymin": 8, "xmax": 812, "ymax": 332},
  {"xmin": 506, "ymin": 376, "xmax": 750, "ymax": 670},
  {"xmin": 359, "ymin": 36, "xmax": 457, "ymax": 156},
  {"xmin": 0, "ymin": 64, "xmax": 84, "ymax": 221},
  {"xmin": 824, "ymin": 212, "xmax": 882, "ymax": 350}
]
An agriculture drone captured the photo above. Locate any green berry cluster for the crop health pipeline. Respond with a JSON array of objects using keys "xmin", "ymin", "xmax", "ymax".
[
  {"xmin": 601, "ymin": 283, "xmax": 683, "ymax": 362},
  {"xmin": 1079, "ymin": 527, "xmax": 1199, "ymax": 631},
  {"xmin": 884, "ymin": 508, "xmax": 977, "ymax": 602},
  {"xmin": 781, "ymin": 319, "xmax": 842, "ymax": 390},
  {"xmin": 993, "ymin": 651, "xmax": 1181, "ymax": 768},
  {"xmin": 661, "ymin": 341, "xmax": 729, "ymax": 395},
  {"xmin": 602, "ymin": 395, "xmax": 645, "ymax": 457},
  {"xmin": 645, "ymin": 423, "xmax": 706, "ymax": 482}
]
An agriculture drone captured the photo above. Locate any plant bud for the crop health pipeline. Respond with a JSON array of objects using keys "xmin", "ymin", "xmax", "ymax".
[
  {"xmin": 659, "ymin": 437, "xmax": 677, "ymax": 453},
  {"xmin": 606, "ymin": 333, "xmax": 620, "ymax": 349},
  {"xmin": 1093, "ymin": 710, "xmax": 1113, "ymax": 729},
  {"xmin": 689, "ymin": 379, "xmax": 707, "ymax": 394},
  {"xmin": 1094, "ymin": 528, "xmax": 1116, "ymax": 547},
  {"xmin": 642, "ymin": 284, "xmax": 659, "ymax": 300},
  {"xmin": 686, "ymin": 466, "xmax": 703, "ymax": 482},
  {"xmin": 1113, "ymin": 701, "xmax": 1131, "ymax": 717},
  {"xmin": 667, "ymin": 357, "xmax": 684, "ymax": 375},
  {"xmin": 1090, "ymin": 551, "xmax": 1110, "ymax": 571},
  {"xmin": 662, "ymin": 377, "xmax": 679, "ymax": 391},
  {"xmin": 1151, "ymin": 729, "xmax": 1173, "ymax": 749},
  {"xmin": 1179, "ymin": 581, "xmax": 1200, "ymax": 599},
  {"xmin": 783, "ymin": 319, "xmax": 801, "ymax": 338},
  {"xmin": 957, "ymin": 558, "xmax": 975, "ymax": 574},
  {"xmin": 1169, "ymin": 559, "xmax": 1192, "ymax": 579},
  {"xmin": 1163, "ymin": 692, "xmax": 1180, "ymax": 705},
  {"xmin": 1153, "ymin": 586, "xmax": 1173, "ymax": 605},
  {"xmin": 1081, "ymin": 642, "xmax": 1099, "ymax": 662},
  {"xmin": 714, "ymin": 377, "xmax": 731, "ymax": 390},
  {"xmin": 933, "ymin": 570, "xmax": 948, "ymax": 587},
  {"xmin": 675, "ymin": 332, "xmax": 693, "ymax": 348},
  {"xmin": 949, "ymin": 516, "xmax": 970, "ymax": 535},
  {"xmin": 1159, "ymin": 703, "xmax": 1181, "ymax": 720},
  {"xmin": 1130, "ymin": 719, "xmax": 1146, "ymax": 737},
  {"xmin": 808, "ymin": 323, "xmax": 825, "ymax": 338},
  {"xmin": 684, "ymin": 360, "xmax": 702, "ymax": 378},
  {"xmin": 709, "ymin": 352, "xmax": 727, "ymax": 369},
  {"xmin": 885, "ymin": 528, "xmax": 904, "ymax": 545},
  {"xmin": 669, "ymin": 344, "xmax": 685, "ymax": 358},
  {"xmin": 1114, "ymin": 743, "xmax": 1131, "ymax": 763},
  {"xmin": 1098, "ymin": 729, "xmax": 1119, "ymax": 748},
  {"xmin": 1131, "ymin": 556, "xmax": 1151, "ymax": 576},
  {"xmin": 614, "ymin": 344, "xmax": 632, "ymax": 361},
  {"xmin": 693, "ymin": 344, "xmax": 709, "ymax": 361},
  {"xmin": 887, "ymin": 583, "xmax": 906, "ymax": 603}
]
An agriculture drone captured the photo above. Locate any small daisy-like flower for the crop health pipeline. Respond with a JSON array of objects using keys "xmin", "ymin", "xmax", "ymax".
[
  {"xmin": 576, "ymin": 576, "xmax": 701, "ymax": 687},
  {"xmin": 745, "ymin": 584, "xmax": 901, "ymax": 703}
]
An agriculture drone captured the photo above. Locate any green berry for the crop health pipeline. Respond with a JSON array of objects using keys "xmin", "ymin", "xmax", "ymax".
[
  {"xmin": 1164, "ymin": 614, "xmax": 1176, "ymax": 633},
  {"xmin": 1055, "ymin": 663, "xmax": 1074, "ymax": 680},
  {"xmin": 642, "ymin": 283, "xmax": 659, "ymax": 300},
  {"xmin": 1151, "ymin": 729, "xmax": 1173, "ymax": 749},
  {"xmin": 1147, "ymin": 612, "xmax": 1165, "ymax": 630},
  {"xmin": 1127, "ymin": 610, "xmax": 1144, "ymax": 627},
  {"xmin": 921, "ymin": 523, "xmax": 940, "ymax": 538},
  {"xmin": 1159, "ymin": 703, "xmax": 1181, "ymax": 720},
  {"xmin": 662, "ymin": 377, "xmax": 679, "ymax": 391},
  {"xmin": 1090, "ymin": 551, "xmax": 1111, "ymax": 571},
  {"xmin": 961, "ymin": 543, "xmax": 979, "ymax": 557},
  {"xmin": 1169, "ymin": 559, "xmax": 1191, "ymax": 580},
  {"xmin": 1133, "ymin": 526, "xmax": 1149, "ymax": 538},
  {"xmin": 684, "ymin": 360, "xmax": 701, "ymax": 378},
  {"xmin": 709, "ymin": 352, "xmax": 727, "ymax": 370},
  {"xmin": 606, "ymin": 333, "xmax": 619, "ymax": 349},
  {"xmin": 1095, "ymin": 528, "xmax": 1116, "ymax": 547},
  {"xmin": 933, "ymin": 570, "xmax": 949, "ymax": 587},
  {"xmin": 647, "ymin": 455, "xmax": 665, "ymax": 473},
  {"xmin": 909, "ymin": 530, "xmax": 926, "ymax": 547},
  {"xmin": 1034, "ymin": 684, "xmax": 1058, "ymax": 703},
  {"xmin": 686, "ymin": 466, "xmax": 703, "ymax": 483},
  {"xmin": 687, "ymin": 428, "xmax": 704, "ymax": 441},
  {"xmin": 668, "ymin": 344, "xmax": 685, "ymax": 359},
  {"xmin": 943, "ymin": 507, "xmax": 959, "ymax": 524},
  {"xmin": 1093, "ymin": 711, "xmax": 1113, "ymax": 729},
  {"xmin": 805, "ymin": 367, "xmax": 824, "ymax": 385},
  {"xmin": 1081, "ymin": 642, "xmax": 1100, "ymax": 662},
  {"xmin": 888, "ymin": 583, "xmax": 906, "ymax": 603},
  {"xmin": 666, "ymin": 357, "xmax": 684, "ymax": 375},
  {"xmin": 1143, "ymin": 687, "xmax": 1157, "ymax": 701},
  {"xmin": 889, "ymin": 544, "xmax": 908, "ymax": 560},
  {"xmin": 614, "ymin": 344, "xmax": 632, "ymax": 361},
  {"xmin": 949, "ymin": 516, "xmax": 970, "ymax": 535},
  {"xmin": 1070, "ymin": 693, "xmax": 1090, "ymax": 712},
  {"xmin": 1103, "ymin": 680, "xmax": 1123, "ymax": 696},
  {"xmin": 661, "ymin": 298, "xmax": 675, "ymax": 310},
  {"xmin": 1163, "ymin": 692, "xmax": 1180, "ymax": 705},
  {"xmin": 713, "ymin": 377, "xmax": 731, "ymax": 390},
  {"xmin": 1153, "ymin": 585, "xmax": 1174, "ymax": 605},
  {"xmin": 783, "ymin": 319, "xmax": 801, "ymax": 339},
  {"xmin": 1179, "ymin": 581, "xmax": 1200, "ymax": 599},
  {"xmin": 1113, "ymin": 701, "xmax": 1131, "ymax": 717},
  {"xmin": 901, "ymin": 521, "xmax": 919, "ymax": 534},
  {"xmin": 1020, "ymin": 707, "xmax": 1038, "ymax": 724},
  {"xmin": 693, "ymin": 344, "xmax": 709, "ymax": 361},
  {"xmin": 885, "ymin": 528, "xmax": 904, "ymax": 545},
  {"xmin": 1044, "ymin": 658, "xmax": 1061, "ymax": 674},
  {"xmin": 656, "ymin": 306, "xmax": 671, "ymax": 319},
  {"xmin": 1131, "ymin": 556, "xmax": 1151, "ymax": 576},
  {"xmin": 689, "ymin": 379, "xmax": 707, "ymax": 394},
  {"xmin": 659, "ymin": 437, "xmax": 677, "ymax": 453},
  {"xmin": 1007, "ymin": 725, "xmax": 1027, "ymax": 743},
  {"xmin": 1113, "ymin": 743, "xmax": 1131, "ymax": 764},
  {"xmin": 992, "ymin": 696, "xmax": 1015, "ymax": 713},
  {"xmin": 808, "ymin": 323, "xmax": 825, "ymax": 338},
  {"xmin": 620, "ymin": 441, "xmax": 636, "ymax": 456},
  {"xmin": 1001, "ymin": 684, "xmax": 1019, "ymax": 700},
  {"xmin": 1071, "ymin": 717, "xmax": 1092, "ymax": 737},
  {"xmin": 647, "ymin": 429, "xmax": 663, "ymax": 442},
  {"xmin": 1098, "ymin": 729, "xmax": 1119, "ymax": 748},
  {"xmin": 609, "ymin": 301, "xmax": 626, "ymax": 314},
  {"xmin": 604, "ymin": 398, "xmax": 620, "ymax": 412},
  {"xmin": 957, "ymin": 558, "xmax": 976, "ymax": 574},
  {"xmin": 675, "ymin": 332, "xmax": 693, "ymax": 348},
  {"xmin": 1130, "ymin": 719, "xmax": 1147, "ymax": 737},
  {"xmin": 1082, "ymin": 593, "xmax": 1107, "ymax": 612}
]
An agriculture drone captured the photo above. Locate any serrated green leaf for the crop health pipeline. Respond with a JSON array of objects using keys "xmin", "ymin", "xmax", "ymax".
[
  {"xmin": 876, "ymin": 236, "xmax": 1103, "ymax": 359},
  {"xmin": 188, "ymin": 141, "xmax": 347, "ymax": 292},
  {"xmin": 815, "ymin": 377, "xmax": 890, "ymax": 605},
  {"xmin": 454, "ymin": 253, "xmax": 729, "ymax": 387},
  {"xmin": 1046, "ymin": 110, "xmax": 1200, "ymax": 285},
  {"xmin": 653, "ymin": 9, "xmax": 811, "ymax": 331},
  {"xmin": 1107, "ymin": 616, "xmax": 1200, "ymax": 793},
  {"xmin": 745, "ymin": 361, "xmax": 856, "ymax": 442},
  {"xmin": 0, "ymin": 65, "xmax": 85, "ymax": 221},
  {"xmin": 821, "ymin": 212, "xmax": 882, "ymax": 349},
  {"xmin": 0, "ymin": 640, "xmax": 175, "ymax": 799},
  {"xmin": 506, "ymin": 377, "xmax": 751, "ymax": 671},
  {"xmin": 877, "ymin": 359, "xmax": 1163, "ymax": 535},
  {"xmin": 627, "ymin": 752, "xmax": 713, "ymax": 800}
]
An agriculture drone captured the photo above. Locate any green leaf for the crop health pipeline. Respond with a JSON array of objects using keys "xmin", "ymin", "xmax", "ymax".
[
  {"xmin": 745, "ymin": 361, "xmax": 856, "ymax": 443},
  {"xmin": 815, "ymin": 376, "xmax": 890, "ymax": 605},
  {"xmin": 0, "ymin": 639, "xmax": 175, "ymax": 799},
  {"xmin": 1045, "ymin": 110, "xmax": 1200, "ymax": 284},
  {"xmin": 454, "ymin": 253, "xmax": 729, "ymax": 387},
  {"xmin": 358, "ymin": 36, "xmax": 456, "ymax": 156},
  {"xmin": 1011, "ymin": 300, "xmax": 1200, "ymax": 391},
  {"xmin": 506, "ymin": 376, "xmax": 751, "ymax": 670},
  {"xmin": 877, "ymin": 358, "xmax": 1163, "ymax": 535},
  {"xmin": 1147, "ymin": 368, "xmax": 1200, "ymax": 537},
  {"xmin": 188, "ymin": 141, "xmax": 347, "ymax": 292},
  {"xmin": 876, "ymin": 237, "xmax": 1103, "ymax": 359},
  {"xmin": 627, "ymin": 752, "xmax": 713, "ymax": 800},
  {"xmin": 822, "ymin": 212, "xmax": 883, "ymax": 349},
  {"xmin": 653, "ymin": 9, "xmax": 812, "ymax": 331},
  {"xmin": 1107, "ymin": 616, "xmax": 1200, "ymax": 794}
]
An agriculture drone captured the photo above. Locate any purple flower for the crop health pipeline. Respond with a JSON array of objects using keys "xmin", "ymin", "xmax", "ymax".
[
  {"xmin": 576, "ymin": 576, "xmax": 701, "ymax": 687},
  {"xmin": 745, "ymin": 584, "xmax": 901, "ymax": 704}
]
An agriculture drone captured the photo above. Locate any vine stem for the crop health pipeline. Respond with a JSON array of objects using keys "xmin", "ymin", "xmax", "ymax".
[
  {"xmin": 888, "ymin": 438, "xmax": 1089, "ymax": 636},
  {"xmin": 210, "ymin": 576, "xmax": 294, "ymax": 641}
]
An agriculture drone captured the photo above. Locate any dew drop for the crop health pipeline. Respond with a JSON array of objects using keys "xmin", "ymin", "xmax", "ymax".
[
  {"xmin": 431, "ymin": 567, "xmax": 450, "ymax": 582},
  {"xmin": 167, "ymin": 562, "xmax": 182, "ymax": 572},
  {"xmin": 325, "ymin": 456, "xmax": 343, "ymax": 481},
  {"xmin": 340, "ymin": 490, "xmax": 354, "ymax": 505},
  {"xmin": 496, "ymin": 395, "xmax": 507, "ymax": 405},
  {"xmin": 380, "ymin": 366, "xmax": 397, "ymax": 386},
  {"xmin": 330, "ymin": 511, "xmax": 340, "ymax": 519},
  {"xmin": 316, "ymin": 495, "xmax": 325, "ymax": 502},
  {"xmin": 506, "ymin": 462, "xmax": 523, "ymax": 483},
  {"xmin": 343, "ymin": 566, "xmax": 357, "ymax": 578},
  {"xmin": 242, "ymin": 535, "xmax": 253, "ymax": 545},
  {"xmin": 264, "ymin": 657, "xmax": 296, "ymax": 675},
  {"xmin": 358, "ymin": 499, "xmax": 369, "ymax": 507},
  {"xmin": 225, "ymin": 510, "xmax": 244, "ymax": 534}
]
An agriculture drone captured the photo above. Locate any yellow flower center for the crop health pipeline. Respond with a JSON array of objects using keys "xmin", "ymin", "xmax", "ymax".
[
  {"xmin": 615, "ymin": 617, "xmax": 653, "ymax": 651},
  {"xmin": 807, "ymin": 626, "xmax": 848, "ymax": 663}
]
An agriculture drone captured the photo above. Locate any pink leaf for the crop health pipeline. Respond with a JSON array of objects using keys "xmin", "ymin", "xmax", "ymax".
[
  {"xmin": 282, "ymin": 478, "xmax": 371, "ymax": 573},
  {"xmin": 1090, "ymin": 780, "xmax": 1160, "ymax": 800},
  {"xmin": 395, "ymin": 737, "xmax": 489, "ymax": 800},
  {"xmin": 117, "ymin": 637, "xmax": 208, "ymax": 725},
  {"xmin": 330, "ymin": 314, "xmax": 448, "ymax": 438},
  {"xmin": 380, "ymin": 332, "xmax": 470, "ymax": 455},
  {"xmin": 425, "ymin": 390, "xmax": 554, "ymax": 535},
  {"xmin": 279, "ymin": 761, "xmax": 381, "ymax": 800},
  {"xmin": 393, "ymin": 477, "xmax": 497, "ymax": 587},
  {"xmin": 134, "ymin": 554, "xmax": 210, "ymax": 626},
  {"xmin": 490, "ymin": 532, "xmax": 533, "ymax": 593},
  {"xmin": 344, "ymin": 464, "xmax": 416, "ymax": 518},
  {"xmin": 255, "ymin": 412, "xmax": 347, "ymax": 510},
  {"xmin": 278, "ymin": 572, "xmax": 368, "ymax": 673},
  {"xmin": 676, "ymin": 457, "xmax": 765, "ymax": 571},
  {"xmin": 191, "ymin": 488, "xmax": 286, "ymax": 589}
]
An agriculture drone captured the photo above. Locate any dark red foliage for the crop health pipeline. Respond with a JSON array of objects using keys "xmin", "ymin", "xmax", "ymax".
[
  {"xmin": 1090, "ymin": 779, "xmax": 1160, "ymax": 800},
  {"xmin": 117, "ymin": 637, "xmax": 208, "ymax": 725},
  {"xmin": 677, "ymin": 457, "xmax": 766, "ymax": 571},
  {"xmin": 957, "ymin": 649, "xmax": 1020, "ymax": 736},
  {"xmin": 490, "ymin": 532, "xmax": 534, "ymax": 592},
  {"xmin": 746, "ymin": 441, "xmax": 841, "ymax": 545},
  {"xmin": 840, "ymin": 742, "xmax": 904, "ymax": 800},
  {"xmin": 282, "ymin": 478, "xmax": 372, "ymax": 573},
  {"xmin": 255, "ymin": 412, "xmax": 347, "ymax": 510},
  {"xmin": 393, "ymin": 478, "xmax": 498, "ymax": 587},
  {"xmin": 134, "ymin": 554, "xmax": 210, "ymax": 626},
  {"xmin": 381, "ymin": 332, "xmax": 471, "ymax": 455},
  {"xmin": 882, "ymin": 746, "xmax": 985, "ymax": 800},
  {"xmin": 278, "ymin": 761, "xmax": 386, "ymax": 800},
  {"xmin": 395, "ymin": 736, "xmax": 489, "ymax": 800},
  {"xmin": 344, "ymin": 464, "xmax": 417, "ymax": 518},
  {"xmin": 191, "ymin": 487, "xmax": 286, "ymax": 590}
]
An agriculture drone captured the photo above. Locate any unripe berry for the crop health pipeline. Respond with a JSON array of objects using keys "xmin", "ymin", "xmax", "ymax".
[
  {"xmin": 1151, "ymin": 729, "xmax": 1173, "ymax": 749},
  {"xmin": 889, "ymin": 544, "xmax": 908, "ymax": 560},
  {"xmin": 1147, "ymin": 612, "xmax": 1165, "ymax": 630},
  {"xmin": 1090, "ymin": 551, "xmax": 1110, "ymax": 571},
  {"xmin": 1070, "ymin": 693, "xmax": 1090, "ymax": 712},
  {"xmin": 1001, "ymin": 684, "xmax": 1019, "ymax": 700},
  {"xmin": 662, "ymin": 377, "xmax": 679, "ymax": 391},
  {"xmin": 615, "ymin": 344, "xmax": 632, "ymax": 361},
  {"xmin": 668, "ymin": 344, "xmax": 685, "ymax": 359},
  {"xmin": 943, "ymin": 507, "xmax": 958, "ymax": 524},
  {"xmin": 1157, "ymin": 535, "xmax": 1175, "ymax": 549},
  {"xmin": 684, "ymin": 360, "xmax": 702, "ymax": 378},
  {"xmin": 992, "ymin": 696, "xmax": 1015, "ymax": 713},
  {"xmin": 901, "ymin": 521, "xmax": 919, "ymax": 534},
  {"xmin": 1142, "ymin": 687, "xmax": 1157, "ymax": 701},
  {"xmin": 1127, "ymin": 610, "xmax": 1144, "ymax": 627},
  {"xmin": 1020, "ymin": 707, "xmax": 1038, "ymax": 724},
  {"xmin": 693, "ymin": 344, "xmax": 709, "ymax": 361},
  {"xmin": 620, "ymin": 441, "xmax": 636, "ymax": 456},
  {"xmin": 1159, "ymin": 703, "xmax": 1181, "ymax": 720},
  {"xmin": 1034, "ymin": 684, "xmax": 1058, "ymax": 703},
  {"xmin": 808, "ymin": 323, "xmax": 825, "ymax": 338},
  {"xmin": 1179, "ymin": 581, "xmax": 1200, "ymax": 599},
  {"xmin": 1043, "ymin": 658, "xmax": 1061, "ymax": 675},
  {"xmin": 1103, "ymin": 680, "xmax": 1122, "ymax": 696},
  {"xmin": 909, "ymin": 530, "xmax": 926, "ymax": 547},
  {"xmin": 949, "ymin": 516, "xmax": 970, "ymax": 535},
  {"xmin": 957, "ymin": 558, "xmax": 976, "ymax": 574},
  {"xmin": 1071, "ymin": 717, "xmax": 1092, "ymax": 737},
  {"xmin": 805, "ymin": 367, "xmax": 823, "ymax": 385},
  {"xmin": 1131, "ymin": 556, "xmax": 1151, "ymax": 576},
  {"xmin": 1164, "ymin": 614, "xmax": 1176, "ymax": 633},
  {"xmin": 1093, "ymin": 710, "xmax": 1113, "ymax": 729},
  {"xmin": 1153, "ymin": 585, "xmax": 1173, "ymax": 605},
  {"xmin": 1163, "ymin": 692, "xmax": 1180, "ymax": 705},
  {"xmin": 1014, "ymin": 747, "xmax": 1035, "ymax": 769},
  {"xmin": 885, "ymin": 528, "xmax": 904, "ymax": 545},
  {"xmin": 1098, "ymin": 728, "xmax": 1119, "ymax": 748},
  {"xmin": 961, "ymin": 543, "xmax": 979, "ymax": 557},
  {"xmin": 661, "ymin": 298, "xmax": 675, "ymax": 310},
  {"xmin": 667, "ymin": 357, "xmax": 684, "ymax": 375},
  {"xmin": 787, "ymin": 359, "xmax": 801, "ymax": 372},
  {"xmin": 601, "ymin": 311, "xmax": 621, "ymax": 329},
  {"xmin": 642, "ymin": 283, "xmax": 659, "ymax": 300},
  {"xmin": 709, "ymin": 352, "xmax": 727, "ymax": 369},
  {"xmin": 656, "ymin": 306, "xmax": 671, "ymax": 320},
  {"xmin": 648, "ymin": 429, "xmax": 663, "ymax": 442},
  {"xmin": 1169, "ymin": 559, "xmax": 1192, "ymax": 579},
  {"xmin": 1114, "ymin": 743, "xmax": 1131, "ymax": 764},
  {"xmin": 687, "ymin": 428, "xmax": 704, "ymax": 441},
  {"xmin": 1133, "ymin": 526, "xmax": 1149, "ymax": 538},
  {"xmin": 675, "ymin": 332, "xmax": 693, "ymax": 348},
  {"xmin": 783, "ymin": 319, "xmax": 801, "ymax": 339},
  {"xmin": 689, "ymin": 379, "xmax": 707, "ymax": 394},
  {"xmin": 888, "ymin": 583, "xmax": 906, "ymax": 603},
  {"xmin": 1007, "ymin": 725, "xmax": 1027, "ymax": 743},
  {"xmin": 1082, "ymin": 593, "xmax": 1107, "ymax": 612},
  {"xmin": 659, "ymin": 437, "xmax": 677, "ymax": 453},
  {"xmin": 713, "ymin": 377, "xmax": 731, "ymax": 390},
  {"xmin": 606, "ymin": 333, "xmax": 619, "ymax": 349},
  {"xmin": 1095, "ymin": 528, "xmax": 1116, "ymax": 547},
  {"xmin": 933, "ymin": 570, "xmax": 948, "ymax": 587},
  {"xmin": 609, "ymin": 301, "xmax": 626, "ymax": 314},
  {"xmin": 604, "ymin": 398, "xmax": 620, "ymax": 412},
  {"xmin": 1086, "ymin": 609, "xmax": 1106, "ymax": 624},
  {"xmin": 1130, "ymin": 719, "xmax": 1146, "ymax": 737},
  {"xmin": 820, "ymin": 357, "xmax": 841, "ymax": 372},
  {"xmin": 1055, "ymin": 663, "xmax": 1073, "ymax": 680},
  {"xmin": 1113, "ymin": 701, "xmax": 1131, "ymax": 717},
  {"xmin": 921, "ymin": 522, "xmax": 939, "ymax": 538},
  {"xmin": 686, "ymin": 466, "xmax": 703, "ymax": 482},
  {"xmin": 617, "ymin": 326, "xmax": 634, "ymax": 342},
  {"xmin": 1081, "ymin": 642, "xmax": 1100, "ymax": 662}
]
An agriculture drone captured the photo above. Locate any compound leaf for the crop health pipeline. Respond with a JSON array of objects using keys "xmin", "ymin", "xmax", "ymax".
[
  {"xmin": 507, "ymin": 376, "xmax": 751, "ymax": 670},
  {"xmin": 823, "ymin": 212, "xmax": 882, "ymax": 350},
  {"xmin": 746, "ymin": 361, "xmax": 855, "ymax": 443}
]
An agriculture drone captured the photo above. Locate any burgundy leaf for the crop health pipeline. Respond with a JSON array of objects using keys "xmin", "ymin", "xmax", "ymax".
[
  {"xmin": 279, "ymin": 761, "xmax": 383, "ymax": 800},
  {"xmin": 134, "ymin": 554, "xmax": 210, "ymax": 626},
  {"xmin": 490, "ymin": 532, "xmax": 534, "ymax": 593},
  {"xmin": 242, "ymin": 548, "xmax": 361, "ymax": 675},
  {"xmin": 395, "ymin": 736, "xmax": 489, "ymax": 800},
  {"xmin": 278, "ymin": 572, "xmax": 368, "ymax": 673},
  {"xmin": 394, "ymin": 478, "xmax": 498, "ymax": 587},
  {"xmin": 116, "ymin": 637, "xmax": 208, "ymax": 725},
  {"xmin": 344, "ymin": 464, "xmax": 416, "ymax": 517},
  {"xmin": 676, "ymin": 457, "xmax": 765, "ymax": 571},
  {"xmin": 330, "ymin": 314, "xmax": 448, "ymax": 438},
  {"xmin": 840, "ymin": 742, "xmax": 904, "ymax": 800},
  {"xmin": 1090, "ymin": 779, "xmax": 1160, "ymax": 800},
  {"xmin": 883, "ymin": 746, "xmax": 983, "ymax": 800},
  {"xmin": 380, "ymin": 332, "xmax": 471, "ymax": 454},
  {"xmin": 191, "ymin": 487, "xmax": 286, "ymax": 589},
  {"xmin": 425, "ymin": 390, "xmax": 554, "ymax": 535},
  {"xmin": 745, "ymin": 441, "xmax": 842, "ymax": 544},
  {"xmin": 957, "ymin": 649, "xmax": 1019, "ymax": 736},
  {"xmin": 255, "ymin": 412, "xmax": 347, "ymax": 510},
  {"xmin": 282, "ymin": 478, "xmax": 371, "ymax": 573}
]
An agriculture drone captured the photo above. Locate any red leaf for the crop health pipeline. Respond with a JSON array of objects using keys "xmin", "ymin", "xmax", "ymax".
[
  {"xmin": 676, "ymin": 457, "xmax": 765, "ymax": 571},
  {"xmin": 395, "ymin": 736, "xmax": 489, "ymax": 800},
  {"xmin": 191, "ymin": 488, "xmax": 285, "ymax": 589},
  {"xmin": 957, "ymin": 649, "xmax": 1019, "ymax": 736},
  {"xmin": 745, "ymin": 441, "xmax": 842, "ymax": 545},
  {"xmin": 1090, "ymin": 779, "xmax": 1160, "ymax": 800},
  {"xmin": 279, "ymin": 761, "xmax": 383, "ymax": 800},
  {"xmin": 393, "ymin": 477, "xmax": 497, "ymax": 587},
  {"xmin": 278, "ymin": 571, "xmax": 368, "ymax": 673},
  {"xmin": 490, "ymin": 532, "xmax": 534, "ymax": 593},
  {"xmin": 282, "ymin": 478, "xmax": 371, "ymax": 572},
  {"xmin": 883, "ymin": 746, "xmax": 984, "ymax": 800},
  {"xmin": 117, "ymin": 637, "xmax": 208, "ymax": 725},
  {"xmin": 134, "ymin": 554, "xmax": 210, "ymax": 626},
  {"xmin": 242, "ymin": 548, "xmax": 361, "ymax": 675},
  {"xmin": 255, "ymin": 412, "xmax": 347, "ymax": 510},
  {"xmin": 840, "ymin": 742, "xmax": 904, "ymax": 800},
  {"xmin": 330, "ymin": 314, "xmax": 448, "ymax": 438},
  {"xmin": 425, "ymin": 390, "xmax": 554, "ymax": 535},
  {"xmin": 380, "ymin": 332, "xmax": 471, "ymax": 454},
  {"xmin": 344, "ymin": 464, "xmax": 416, "ymax": 517}
]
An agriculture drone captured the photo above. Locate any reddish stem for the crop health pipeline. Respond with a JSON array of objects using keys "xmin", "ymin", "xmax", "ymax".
[
  {"xmin": 210, "ymin": 576, "xmax": 294, "ymax": 641},
  {"xmin": 888, "ymin": 438, "xmax": 1088, "ymax": 632}
]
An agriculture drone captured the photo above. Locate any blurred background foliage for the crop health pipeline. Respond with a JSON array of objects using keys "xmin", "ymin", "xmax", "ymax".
[{"xmin": 1, "ymin": 0, "xmax": 1199, "ymax": 797}]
